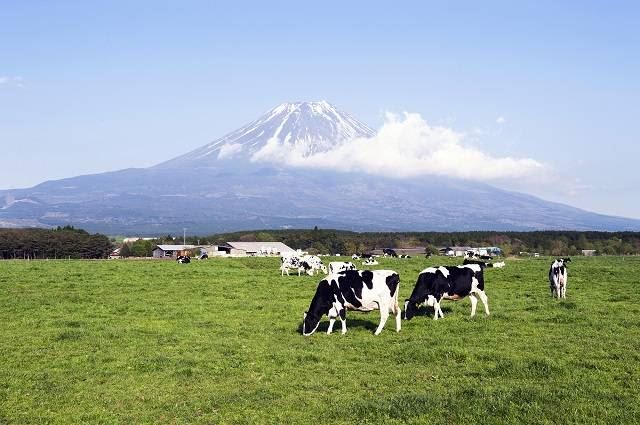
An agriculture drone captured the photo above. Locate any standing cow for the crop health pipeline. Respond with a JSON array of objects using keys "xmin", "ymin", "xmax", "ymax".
[
  {"xmin": 404, "ymin": 264, "xmax": 489, "ymax": 321},
  {"xmin": 328, "ymin": 261, "xmax": 357, "ymax": 275},
  {"xmin": 302, "ymin": 269, "xmax": 401, "ymax": 336},
  {"xmin": 549, "ymin": 258, "xmax": 570, "ymax": 299}
]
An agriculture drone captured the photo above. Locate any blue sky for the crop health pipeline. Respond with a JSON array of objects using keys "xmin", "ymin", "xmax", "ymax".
[{"xmin": 1, "ymin": 1, "xmax": 639, "ymax": 217}]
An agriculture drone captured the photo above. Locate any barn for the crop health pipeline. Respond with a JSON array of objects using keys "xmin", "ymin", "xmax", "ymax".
[
  {"xmin": 152, "ymin": 245, "xmax": 196, "ymax": 259},
  {"xmin": 204, "ymin": 242, "xmax": 296, "ymax": 257}
]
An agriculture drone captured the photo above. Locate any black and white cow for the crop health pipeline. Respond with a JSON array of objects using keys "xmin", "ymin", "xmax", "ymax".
[
  {"xmin": 464, "ymin": 251, "xmax": 493, "ymax": 261},
  {"xmin": 404, "ymin": 264, "xmax": 489, "ymax": 321},
  {"xmin": 302, "ymin": 270, "xmax": 401, "ymax": 336},
  {"xmin": 176, "ymin": 255, "xmax": 191, "ymax": 264},
  {"xmin": 328, "ymin": 261, "xmax": 357, "ymax": 275},
  {"xmin": 299, "ymin": 255, "xmax": 327, "ymax": 276},
  {"xmin": 280, "ymin": 254, "xmax": 327, "ymax": 276},
  {"xmin": 280, "ymin": 254, "xmax": 302, "ymax": 276},
  {"xmin": 362, "ymin": 258, "xmax": 379, "ymax": 266},
  {"xmin": 383, "ymin": 248, "xmax": 398, "ymax": 258},
  {"xmin": 462, "ymin": 258, "xmax": 505, "ymax": 269},
  {"xmin": 549, "ymin": 258, "xmax": 570, "ymax": 299},
  {"xmin": 399, "ymin": 254, "xmax": 411, "ymax": 259}
]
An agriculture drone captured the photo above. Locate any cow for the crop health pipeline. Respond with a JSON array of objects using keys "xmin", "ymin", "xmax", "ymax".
[
  {"xmin": 351, "ymin": 254, "xmax": 361, "ymax": 260},
  {"xmin": 549, "ymin": 258, "xmax": 570, "ymax": 299},
  {"xmin": 328, "ymin": 261, "xmax": 357, "ymax": 275},
  {"xmin": 299, "ymin": 255, "xmax": 327, "ymax": 276},
  {"xmin": 302, "ymin": 269, "xmax": 401, "ymax": 336},
  {"xmin": 176, "ymin": 255, "xmax": 191, "ymax": 264},
  {"xmin": 362, "ymin": 258, "xmax": 378, "ymax": 266},
  {"xmin": 280, "ymin": 254, "xmax": 302, "ymax": 276},
  {"xmin": 464, "ymin": 251, "xmax": 493, "ymax": 261},
  {"xmin": 462, "ymin": 258, "xmax": 505, "ymax": 269},
  {"xmin": 404, "ymin": 264, "xmax": 489, "ymax": 321},
  {"xmin": 383, "ymin": 248, "xmax": 398, "ymax": 258},
  {"xmin": 399, "ymin": 254, "xmax": 411, "ymax": 259}
]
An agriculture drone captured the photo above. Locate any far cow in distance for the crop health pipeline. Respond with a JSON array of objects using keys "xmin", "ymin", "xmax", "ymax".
[
  {"xmin": 176, "ymin": 255, "xmax": 191, "ymax": 264},
  {"xmin": 549, "ymin": 257, "xmax": 570, "ymax": 299},
  {"xmin": 328, "ymin": 261, "xmax": 357, "ymax": 275},
  {"xmin": 462, "ymin": 258, "xmax": 505, "ymax": 269},
  {"xmin": 383, "ymin": 248, "xmax": 398, "ymax": 258}
]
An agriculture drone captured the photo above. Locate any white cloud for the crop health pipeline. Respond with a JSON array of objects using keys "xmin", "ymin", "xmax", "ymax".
[
  {"xmin": 250, "ymin": 112, "xmax": 543, "ymax": 181},
  {"xmin": 217, "ymin": 143, "xmax": 243, "ymax": 159},
  {"xmin": 496, "ymin": 116, "xmax": 506, "ymax": 124},
  {"xmin": 0, "ymin": 76, "xmax": 24, "ymax": 87}
]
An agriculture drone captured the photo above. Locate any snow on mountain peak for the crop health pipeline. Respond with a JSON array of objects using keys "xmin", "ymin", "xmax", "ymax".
[{"xmin": 157, "ymin": 101, "xmax": 375, "ymax": 168}]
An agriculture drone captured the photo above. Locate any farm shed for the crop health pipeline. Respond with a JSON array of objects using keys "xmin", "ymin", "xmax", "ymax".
[
  {"xmin": 439, "ymin": 246, "xmax": 503, "ymax": 257},
  {"xmin": 152, "ymin": 245, "xmax": 196, "ymax": 258},
  {"xmin": 209, "ymin": 241, "xmax": 296, "ymax": 257}
]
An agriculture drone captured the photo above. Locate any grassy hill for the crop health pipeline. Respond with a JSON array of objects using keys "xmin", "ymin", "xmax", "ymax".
[{"xmin": 1, "ymin": 256, "xmax": 638, "ymax": 424}]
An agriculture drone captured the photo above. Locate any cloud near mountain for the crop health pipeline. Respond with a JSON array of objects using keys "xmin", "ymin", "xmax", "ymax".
[{"xmin": 250, "ymin": 112, "xmax": 543, "ymax": 181}]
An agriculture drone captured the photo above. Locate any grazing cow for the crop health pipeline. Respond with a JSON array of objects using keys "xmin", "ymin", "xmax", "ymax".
[
  {"xmin": 328, "ymin": 261, "xmax": 357, "ymax": 275},
  {"xmin": 399, "ymin": 254, "xmax": 411, "ymax": 259},
  {"xmin": 176, "ymin": 255, "xmax": 191, "ymax": 264},
  {"xmin": 404, "ymin": 264, "xmax": 489, "ymax": 321},
  {"xmin": 463, "ymin": 258, "xmax": 505, "ymax": 269},
  {"xmin": 351, "ymin": 254, "xmax": 361, "ymax": 260},
  {"xmin": 299, "ymin": 255, "xmax": 327, "ymax": 276},
  {"xmin": 362, "ymin": 258, "xmax": 378, "ymax": 266},
  {"xmin": 549, "ymin": 258, "xmax": 570, "ymax": 299},
  {"xmin": 383, "ymin": 248, "xmax": 398, "ymax": 258},
  {"xmin": 280, "ymin": 254, "xmax": 302, "ymax": 276},
  {"xmin": 464, "ymin": 251, "xmax": 493, "ymax": 261},
  {"xmin": 302, "ymin": 269, "xmax": 401, "ymax": 336}
]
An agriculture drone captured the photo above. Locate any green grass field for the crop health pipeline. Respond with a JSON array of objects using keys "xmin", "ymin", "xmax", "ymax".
[{"xmin": 1, "ymin": 256, "xmax": 639, "ymax": 424}]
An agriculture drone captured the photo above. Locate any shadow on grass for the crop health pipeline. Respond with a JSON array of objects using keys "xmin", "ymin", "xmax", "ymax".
[{"xmin": 296, "ymin": 316, "xmax": 402, "ymax": 335}]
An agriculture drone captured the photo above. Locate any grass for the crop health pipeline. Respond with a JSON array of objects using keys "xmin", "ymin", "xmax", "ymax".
[{"xmin": 0, "ymin": 256, "xmax": 639, "ymax": 424}]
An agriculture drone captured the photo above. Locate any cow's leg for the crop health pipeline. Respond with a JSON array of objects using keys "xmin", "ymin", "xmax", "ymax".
[
  {"xmin": 327, "ymin": 318, "xmax": 336, "ymax": 334},
  {"xmin": 433, "ymin": 300, "xmax": 441, "ymax": 320},
  {"xmin": 339, "ymin": 308, "xmax": 347, "ymax": 335},
  {"xmin": 393, "ymin": 301, "xmax": 402, "ymax": 332},
  {"xmin": 469, "ymin": 293, "xmax": 478, "ymax": 317},
  {"xmin": 477, "ymin": 290, "xmax": 490, "ymax": 316},
  {"xmin": 374, "ymin": 305, "xmax": 390, "ymax": 336},
  {"xmin": 437, "ymin": 302, "xmax": 445, "ymax": 319}
]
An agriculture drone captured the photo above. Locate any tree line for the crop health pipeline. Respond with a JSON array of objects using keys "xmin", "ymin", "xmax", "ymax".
[
  {"xmin": 198, "ymin": 228, "xmax": 640, "ymax": 256},
  {"xmin": 0, "ymin": 226, "xmax": 113, "ymax": 259},
  {"xmin": 3, "ymin": 227, "xmax": 640, "ymax": 259}
]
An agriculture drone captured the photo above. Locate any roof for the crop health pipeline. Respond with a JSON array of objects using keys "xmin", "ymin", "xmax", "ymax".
[
  {"xmin": 225, "ymin": 241, "xmax": 295, "ymax": 253},
  {"xmin": 155, "ymin": 245, "xmax": 196, "ymax": 251}
]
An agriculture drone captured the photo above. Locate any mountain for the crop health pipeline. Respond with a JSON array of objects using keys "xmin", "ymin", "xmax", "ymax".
[
  {"xmin": 1, "ymin": 100, "xmax": 640, "ymax": 234},
  {"xmin": 156, "ymin": 101, "xmax": 375, "ymax": 169}
]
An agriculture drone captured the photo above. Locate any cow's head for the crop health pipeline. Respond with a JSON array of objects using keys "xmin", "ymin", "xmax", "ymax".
[
  {"xmin": 404, "ymin": 299, "xmax": 419, "ymax": 320},
  {"xmin": 302, "ymin": 280, "xmax": 333, "ymax": 336}
]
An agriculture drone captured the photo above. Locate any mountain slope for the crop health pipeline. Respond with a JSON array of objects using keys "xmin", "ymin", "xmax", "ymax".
[{"xmin": 1, "ymin": 101, "xmax": 639, "ymax": 234}]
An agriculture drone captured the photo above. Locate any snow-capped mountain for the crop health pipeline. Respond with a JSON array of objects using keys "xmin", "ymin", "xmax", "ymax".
[
  {"xmin": 156, "ymin": 100, "xmax": 375, "ymax": 168},
  {"xmin": 2, "ymin": 100, "xmax": 640, "ymax": 234}
]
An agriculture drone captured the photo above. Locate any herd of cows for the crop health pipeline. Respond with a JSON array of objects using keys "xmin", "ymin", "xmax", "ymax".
[
  {"xmin": 174, "ymin": 249, "xmax": 571, "ymax": 336},
  {"xmin": 275, "ymin": 251, "xmax": 570, "ymax": 336}
]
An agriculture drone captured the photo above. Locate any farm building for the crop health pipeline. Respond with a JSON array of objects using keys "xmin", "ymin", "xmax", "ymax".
[
  {"xmin": 440, "ymin": 246, "xmax": 503, "ymax": 257},
  {"xmin": 204, "ymin": 242, "xmax": 296, "ymax": 257},
  {"xmin": 152, "ymin": 245, "xmax": 196, "ymax": 258}
]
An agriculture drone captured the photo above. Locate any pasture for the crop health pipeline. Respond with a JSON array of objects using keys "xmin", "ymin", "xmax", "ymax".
[{"xmin": 1, "ymin": 256, "xmax": 639, "ymax": 424}]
